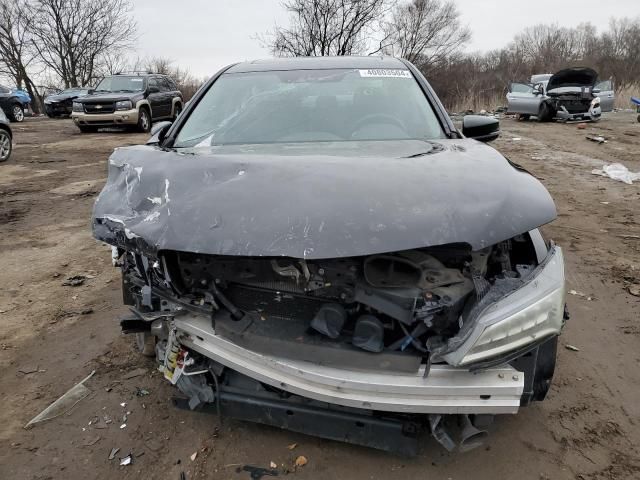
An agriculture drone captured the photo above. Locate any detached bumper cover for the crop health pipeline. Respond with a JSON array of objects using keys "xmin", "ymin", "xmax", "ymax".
[{"xmin": 174, "ymin": 314, "xmax": 525, "ymax": 414}]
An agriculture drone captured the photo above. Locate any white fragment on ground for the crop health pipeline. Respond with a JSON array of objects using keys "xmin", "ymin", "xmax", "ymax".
[
  {"xmin": 511, "ymin": 137, "xmax": 521, "ymax": 141},
  {"xmin": 591, "ymin": 163, "xmax": 640, "ymax": 185},
  {"xmin": 565, "ymin": 344, "xmax": 580, "ymax": 352},
  {"xmin": 568, "ymin": 289, "xmax": 593, "ymax": 301},
  {"xmin": 191, "ymin": 451, "xmax": 198, "ymax": 461}
]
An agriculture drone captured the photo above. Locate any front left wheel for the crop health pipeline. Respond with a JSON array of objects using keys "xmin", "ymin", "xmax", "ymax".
[
  {"xmin": 137, "ymin": 107, "xmax": 151, "ymax": 133},
  {"xmin": 10, "ymin": 103, "xmax": 24, "ymax": 122},
  {"xmin": 0, "ymin": 129, "xmax": 12, "ymax": 162}
]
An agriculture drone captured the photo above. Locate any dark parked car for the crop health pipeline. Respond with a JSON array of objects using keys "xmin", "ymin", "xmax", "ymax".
[
  {"xmin": 44, "ymin": 88, "xmax": 90, "ymax": 117},
  {"xmin": 0, "ymin": 85, "xmax": 31, "ymax": 122},
  {"xmin": 92, "ymin": 57, "xmax": 565, "ymax": 455},
  {"xmin": 71, "ymin": 72, "xmax": 183, "ymax": 133},
  {"xmin": 0, "ymin": 108, "xmax": 13, "ymax": 162}
]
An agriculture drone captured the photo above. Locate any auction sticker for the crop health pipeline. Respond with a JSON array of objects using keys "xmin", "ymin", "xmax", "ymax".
[{"xmin": 359, "ymin": 69, "xmax": 412, "ymax": 78}]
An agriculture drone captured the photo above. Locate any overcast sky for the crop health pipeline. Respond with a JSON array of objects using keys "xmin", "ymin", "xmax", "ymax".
[{"xmin": 132, "ymin": 0, "xmax": 640, "ymax": 78}]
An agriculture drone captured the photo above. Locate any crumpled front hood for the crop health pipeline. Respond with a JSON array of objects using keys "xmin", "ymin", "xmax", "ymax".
[
  {"xmin": 92, "ymin": 140, "xmax": 557, "ymax": 259},
  {"xmin": 547, "ymin": 67, "xmax": 598, "ymax": 92},
  {"xmin": 46, "ymin": 92, "xmax": 81, "ymax": 102}
]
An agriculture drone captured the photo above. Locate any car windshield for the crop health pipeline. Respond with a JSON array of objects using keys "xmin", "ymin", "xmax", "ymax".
[
  {"xmin": 174, "ymin": 68, "xmax": 445, "ymax": 147},
  {"xmin": 94, "ymin": 76, "xmax": 145, "ymax": 92}
]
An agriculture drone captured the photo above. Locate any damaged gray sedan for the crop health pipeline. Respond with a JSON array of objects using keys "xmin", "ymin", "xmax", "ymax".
[{"xmin": 93, "ymin": 57, "xmax": 566, "ymax": 455}]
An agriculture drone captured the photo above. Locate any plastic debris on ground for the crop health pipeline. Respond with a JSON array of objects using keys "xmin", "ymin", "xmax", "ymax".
[
  {"xmin": 565, "ymin": 344, "xmax": 580, "ymax": 352},
  {"xmin": 122, "ymin": 367, "xmax": 147, "ymax": 380},
  {"xmin": 62, "ymin": 275, "xmax": 86, "ymax": 286},
  {"xmin": 586, "ymin": 134, "xmax": 607, "ymax": 144},
  {"xmin": 24, "ymin": 370, "xmax": 95, "ymax": 428},
  {"xmin": 135, "ymin": 387, "xmax": 150, "ymax": 396},
  {"xmin": 592, "ymin": 163, "xmax": 640, "ymax": 184},
  {"xmin": 108, "ymin": 447, "xmax": 120, "ymax": 460},
  {"xmin": 294, "ymin": 456, "xmax": 308, "ymax": 468},
  {"xmin": 568, "ymin": 289, "xmax": 592, "ymax": 301},
  {"xmin": 190, "ymin": 451, "xmax": 198, "ymax": 461},
  {"xmin": 119, "ymin": 453, "xmax": 133, "ymax": 466}
]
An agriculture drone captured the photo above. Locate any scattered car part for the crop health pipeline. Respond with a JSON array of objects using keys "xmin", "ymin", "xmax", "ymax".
[{"xmin": 25, "ymin": 370, "xmax": 95, "ymax": 428}]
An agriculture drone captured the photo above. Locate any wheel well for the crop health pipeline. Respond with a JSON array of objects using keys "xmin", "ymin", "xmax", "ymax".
[{"xmin": 0, "ymin": 125, "xmax": 11, "ymax": 137}]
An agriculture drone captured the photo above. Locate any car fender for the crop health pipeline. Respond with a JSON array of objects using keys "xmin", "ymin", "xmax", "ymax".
[
  {"xmin": 171, "ymin": 97, "xmax": 182, "ymax": 116},
  {"xmin": 135, "ymin": 98, "xmax": 152, "ymax": 116}
]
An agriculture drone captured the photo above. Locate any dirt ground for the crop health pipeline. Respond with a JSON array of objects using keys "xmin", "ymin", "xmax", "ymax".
[{"xmin": 0, "ymin": 113, "xmax": 639, "ymax": 480}]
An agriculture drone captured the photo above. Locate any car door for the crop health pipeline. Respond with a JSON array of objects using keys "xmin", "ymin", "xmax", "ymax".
[
  {"xmin": 507, "ymin": 82, "xmax": 540, "ymax": 115},
  {"xmin": 147, "ymin": 77, "xmax": 168, "ymax": 119},
  {"xmin": 159, "ymin": 77, "xmax": 176, "ymax": 117},
  {"xmin": 594, "ymin": 79, "xmax": 615, "ymax": 112}
]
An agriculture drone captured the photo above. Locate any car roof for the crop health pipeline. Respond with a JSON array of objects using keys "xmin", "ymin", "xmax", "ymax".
[{"xmin": 226, "ymin": 56, "xmax": 408, "ymax": 73}]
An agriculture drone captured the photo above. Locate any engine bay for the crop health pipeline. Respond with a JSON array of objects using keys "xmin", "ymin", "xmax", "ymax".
[{"xmin": 119, "ymin": 232, "xmax": 541, "ymax": 370}]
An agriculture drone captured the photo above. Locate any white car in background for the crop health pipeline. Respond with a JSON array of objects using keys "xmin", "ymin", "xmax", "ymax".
[{"xmin": 507, "ymin": 67, "xmax": 615, "ymax": 122}]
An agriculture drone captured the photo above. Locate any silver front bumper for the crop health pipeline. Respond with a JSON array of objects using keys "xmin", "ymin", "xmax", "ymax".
[{"xmin": 174, "ymin": 314, "xmax": 525, "ymax": 415}]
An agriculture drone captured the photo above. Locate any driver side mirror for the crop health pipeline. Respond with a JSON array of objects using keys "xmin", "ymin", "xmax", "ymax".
[
  {"xmin": 147, "ymin": 120, "xmax": 172, "ymax": 145},
  {"xmin": 148, "ymin": 86, "xmax": 160, "ymax": 94},
  {"xmin": 462, "ymin": 115, "xmax": 500, "ymax": 142}
]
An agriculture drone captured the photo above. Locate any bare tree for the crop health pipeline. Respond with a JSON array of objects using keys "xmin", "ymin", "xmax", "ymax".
[
  {"xmin": 0, "ymin": 0, "xmax": 42, "ymax": 111},
  {"xmin": 28, "ymin": 0, "xmax": 136, "ymax": 88},
  {"xmin": 384, "ymin": 0, "xmax": 470, "ymax": 68},
  {"xmin": 268, "ymin": 0, "xmax": 391, "ymax": 56}
]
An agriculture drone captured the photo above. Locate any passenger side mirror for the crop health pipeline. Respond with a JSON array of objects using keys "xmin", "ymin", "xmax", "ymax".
[
  {"xmin": 87, "ymin": 89, "xmax": 94, "ymax": 95},
  {"xmin": 462, "ymin": 115, "xmax": 500, "ymax": 142},
  {"xmin": 148, "ymin": 86, "xmax": 160, "ymax": 94},
  {"xmin": 592, "ymin": 88, "xmax": 601, "ymax": 94},
  {"xmin": 147, "ymin": 121, "xmax": 172, "ymax": 145}
]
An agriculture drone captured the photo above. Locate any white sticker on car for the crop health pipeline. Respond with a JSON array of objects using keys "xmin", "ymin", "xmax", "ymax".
[{"xmin": 359, "ymin": 69, "xmax": 412, "ymax": 78}]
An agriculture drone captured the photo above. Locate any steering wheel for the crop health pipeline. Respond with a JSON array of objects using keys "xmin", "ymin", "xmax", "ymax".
[{"xmin": 351, "ymin": 114, "xmax": 405, "ymax": 137}]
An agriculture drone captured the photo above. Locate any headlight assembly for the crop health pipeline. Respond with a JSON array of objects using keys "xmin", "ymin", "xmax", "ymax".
[
  {"xmin": 115, "ymin": 100, "xmax": 133, "ymax": 111},
  {"xmin": 72, "ymin": 102, "xmax": 83, "ymax": 112},
  {"xmin": 442, "ymin": 247, "xmax": 565, "ymax": 367}
]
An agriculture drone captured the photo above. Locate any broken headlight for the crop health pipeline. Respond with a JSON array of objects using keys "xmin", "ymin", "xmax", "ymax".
[
  {"xmin": 443, "ymin": 247, "xmax": 565, "ymax": 367},
  {"xmin": 115, "ymin": 100, "xmax": 133, "ymax": 111}
]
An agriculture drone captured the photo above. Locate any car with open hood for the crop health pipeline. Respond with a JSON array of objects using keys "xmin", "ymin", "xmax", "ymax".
[
  {"xmin": 507, "ymin": 67, "xmax": 614, "ymax": 122},
  {"xmin": 92, "ymin": 56, "xmax": 566, "ymax": 455},
  {"xmin": 71, "ymin": 72, "xmax": 183, "ymax": 133},
  {"xmin": 44, "ymin": 87, "xmax": 90, "ymax": 117}
]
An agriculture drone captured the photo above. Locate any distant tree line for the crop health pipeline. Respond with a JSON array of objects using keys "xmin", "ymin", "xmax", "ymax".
[{"xmin": 267, "ymin": 0, "xmax": 640, "ymax": 111}]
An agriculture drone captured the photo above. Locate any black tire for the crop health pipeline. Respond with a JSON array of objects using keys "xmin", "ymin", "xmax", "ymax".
[
  {"xmin": 637, "ymin": 114, "xmax": 640, "ymax": 123},
  {"xmin": 0, "ymin": 128, "xmax": 12, "ymax": 162},
  {"xmin": 78, "ymin": 125, "xmax": 98, "ymax": 133},
  {"xmin": 537, "ymin": 103, "xmax": 550, "ymax": 122},
  {"xmin": 137, "ymin": 107, "xmax": 151, "ymax": 133},
  {"xmin": 518, "ymin": 114, "xmax": 530, "ymax": 121},
  {"xmin": 10, "ymin": 103, "xmax": 24, "ymax": 122},
  {"xmin": 135, "ymin": 332, "xmax": 156, "ymax": 357}
]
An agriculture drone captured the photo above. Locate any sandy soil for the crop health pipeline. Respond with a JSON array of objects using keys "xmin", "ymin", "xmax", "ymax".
[{"xmin": 0, "ymin": 114, "xmax": 639, "ymax": 480}]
